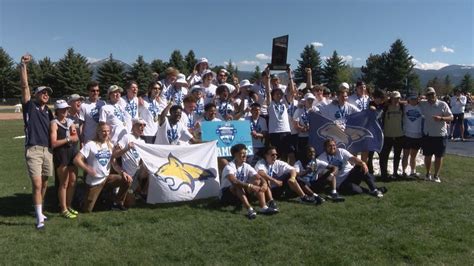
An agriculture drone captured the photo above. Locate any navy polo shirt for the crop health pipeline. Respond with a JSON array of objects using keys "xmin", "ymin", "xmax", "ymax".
[{"xmin": 23, "ymin": 100, "xmax": 53, "ymax": 147}]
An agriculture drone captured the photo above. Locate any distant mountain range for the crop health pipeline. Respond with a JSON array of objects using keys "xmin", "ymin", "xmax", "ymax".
[{"xmin": 88, "ymin": 59, "xmax": 473, "ymax": 87}]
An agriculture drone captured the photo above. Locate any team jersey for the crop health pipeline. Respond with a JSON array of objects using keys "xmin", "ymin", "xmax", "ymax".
[{"xmin": 80, "ymin": 140, "xmax": 113, "ymax": 186}]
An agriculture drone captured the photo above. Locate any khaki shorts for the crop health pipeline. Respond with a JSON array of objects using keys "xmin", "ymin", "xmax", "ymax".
[{"xmin": 25, "ymin": 145, "xmax": 53, "ymax": 178}]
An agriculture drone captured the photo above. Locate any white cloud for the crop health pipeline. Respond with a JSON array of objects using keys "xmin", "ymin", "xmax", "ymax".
[
  {"xmin": 441, "ymin": 45, "xmax": 454, "ymax": 53},
  {"xmin": 223, "ymin": 61, "xmax": 237, "ymax": 67},
  {"xmin": 255, "ymin": 53, "xmax": 271, "ymax": 60},
  {"xmin": 430, "ymin": 45, "xmax": 454, "ymax": 53},
  {"xmin": 355, "ymin": 58, "xmax": 362, "ymax": 61},
  {"xmin": 412, "ymin": 58, "xmax": 449, "ymax": 70},
  {"xmin": 339, "ymin": 55, "xmax": 353, "ymax": 62},
  {"xmin": 239, "ymin": 60, "xmax": 259, "ymax": 66},
  {"xmin": 86, "ymin": 57, "xmax": 101, "ymax": 64},
  {"xmin": 52, "ymin": 36, "xmax": 63, "ymax": 41},
  {"xmin": 311, "ymin": 42, "xmax": 324, "ymax": 48},
  {"xmin": 321, "ymin": 56, "xmax": 329, "ymax": 60}
]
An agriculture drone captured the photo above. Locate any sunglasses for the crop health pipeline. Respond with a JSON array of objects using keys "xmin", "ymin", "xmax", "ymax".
[
  {"xmin": 90, "ymin": 89, "xmax": 99, "ymax": 92},
  {"xmin": 270, "ymin": 153, "xmax": 278, "ymax": 157}
]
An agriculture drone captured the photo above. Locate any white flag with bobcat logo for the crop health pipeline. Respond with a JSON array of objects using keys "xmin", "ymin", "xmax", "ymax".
[{"xmin": 134, "ymin": 141, "xmax": 219, "ymax": 203}]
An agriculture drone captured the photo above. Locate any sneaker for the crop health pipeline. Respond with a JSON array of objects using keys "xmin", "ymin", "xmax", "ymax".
[
  {"xmin": 433, "ymin": 176, "xmax": 441, "ymax": 183},
  {"xmin": 370, "ymin": 189, "xmax": 384, "ymax": 198},
  {"xmin": 247, "ymin": 209, "xmax": 257, "ymax": 219},
  {"xmin": 425, "ymin": 174, "xmax": 433, "ymax": 182},
  {"xmin": 299, "ymin": 195, "xmax": 315, "ymax": 204},
  {"xmin": 313, "ymin": 195, "xmax": 325, "ymax": 205},
  {"xmin": 35, "ymin": 222, "xmax": 45, "ymax": 230},
  {"xmin": 268, "ymin": 200, "xmax": 278, "ymax": 211},
  {"xmin": 409, "ymin": 172, "xmax": 420, "ymax": 179},
  {"xmin": 61, "ymin": 210, "xmax": 77, "ymax": 219},
  {"xmin": 328, "ymin": 192, "xmax": 345, "ymax": 202},
  {"xmin": 68, "ymin": 207, "xmax": 78, "ymax": 215},
  {"xmin": 111, "ymin": 202, "xmax": 128, "ymax": 211},
  {"xmin": 259, "ymin": 207, "xmax": 279, "ymax": 215},
  {"xmin": 378, "ymin": 186, "xmax": 388, "ymax": 194}
]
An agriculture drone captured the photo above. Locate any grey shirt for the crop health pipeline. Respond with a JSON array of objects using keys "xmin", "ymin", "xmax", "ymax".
[{"xmin": 419, "ymin": 99, "xmax": 453, "ymax": 137}]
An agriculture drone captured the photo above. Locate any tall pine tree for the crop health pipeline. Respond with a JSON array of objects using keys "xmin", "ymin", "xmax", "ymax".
[
  {"xmin": 184, "ymin": 50, "xmax": 197, "ymax": 75},
  {"xmin": 383, "ymin": 39, "xmax": 416, "ymax": 93},
  {"xmin": 361, "ymin": 54, "xmax": 385, "ymax": 88},
  {"xmin": 128, "ymin": 55, "xmax": 152, "ymax": 95},
  {"xmin": 97, "ymin": 54, "xmax": 126, "ymax": 94},
  {"xmin": 168, "ymin": 50, "xmax": 185, "ymax": 73},
  {"xmin": 150, "ymin": 59, "xmax": 167, "ymax": 76},
  {"xmin": 322, "ymin": 51, "xmax": 351, "ymax": 91},
  {"xmin": 295, "ymin": 44, "xmax": 322, "ymax": 84},
  {"xmin": 0, "ymin": 48, "xmax": 19, "ymax": 99},
  {"xmin": 55, "ymin": 48, "xmax": 92, "ymax": 96},
  {"xmin": 459, "ymin": 73, "xmax": 473, "ymax": 93},
  {"xmin": 38, "ymin": 57, "xmax": 57, "ymax": 89},
  {"xmin": 250, "ymin": 65, "xmax": 261, "ymax": 83}
]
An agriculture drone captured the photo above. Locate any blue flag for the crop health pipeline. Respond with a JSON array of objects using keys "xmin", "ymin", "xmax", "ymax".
[{"xmin": 308, "ymin": 109, "xmax": 383, "ymax": 155}]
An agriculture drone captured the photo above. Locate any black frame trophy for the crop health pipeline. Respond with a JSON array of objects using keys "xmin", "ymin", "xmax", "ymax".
[{"xmin": 269, "ymin": 35, "xmax": 290, "ymax": 70}]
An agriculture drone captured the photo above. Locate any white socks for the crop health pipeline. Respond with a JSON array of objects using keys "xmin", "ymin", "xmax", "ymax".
[{"xmin": 34, "ymin": 204, "xmax": 45, "ymax": 228}]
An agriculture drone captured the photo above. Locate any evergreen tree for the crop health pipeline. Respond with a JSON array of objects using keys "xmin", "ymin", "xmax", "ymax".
[
  {"xmin": 97, "ymin": 54, "xmax": 126, "ymax": 94},
  {"xmin": 443, "ymin": 75, "xmax": 453, "ymax": 94},
  {"xmin": 295, "ymin": 44, "xmax": 322, "ymax": 84},
  {"xmin": 25, "ymin": 58, "xmax": 43, "ymax": 90},
  {"xmin": 407, "ymin": 72, "xmax": 421, "ymax": 94},
  {"xmin": 0, "ymin": 48, "xmax": 19, "ymax": 99},
  {"xmin": 383, "ymin": 39, "xmax": 416, "ymax": 93},
  {"xmin": 168, "ymin": 50, "xmax": 185, "ymax": 73},
  {"xmin": 184, "ymin": 50, "xmax": 197, "ymax": 76},
  {"xmin": 250, "ymin": 65, "xmax": 261, "ymax": 83},
  {"xmin": 55, "ymin": 48, "xmax": 92, "ymax": 96},
  {"xmin": 38, "ymin": 57, "xmax": 57, "ymax": 89},
  {"xmin": 427, "ymin": 76, "xmax": 442, "ymax": 92},
  {"xmin": 322, "ymin": 51, "xmax": 350, "ymax": 91},
  {"xmin": 150, "ymin": 59, "xmax": 167, "ymax": 76},
  {"xmin": 128, "ymin": 55, "xmax": 152, "ymax": 95},
  {"xmin": 225, "ymin": 59, "xmax": 238, "ymax": 82},
  {"xmin": 459, "ymin": 73, "xmax": 474, "ymax": 93},
  {"xmin": 361, "ymin": 54, "xmax": 385, "ymax": 88}
]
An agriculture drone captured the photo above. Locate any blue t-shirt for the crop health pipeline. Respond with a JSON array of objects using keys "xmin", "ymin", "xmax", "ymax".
[{"xmin": 23, "ymin": 100, "xmax": 53, "ymax": 147}]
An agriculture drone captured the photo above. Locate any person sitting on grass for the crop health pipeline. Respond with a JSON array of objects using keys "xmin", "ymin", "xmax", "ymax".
[
  {"xmin": 220, "ymin": 144, "xmax": 277, "ymax": 219},
  {"xmin": 74, "ymin": 123, "xmax": 132, "ymax": 212},
  {"xmin": 50, "ymin": 100, "xmax": 80, "ymax": 219},
  {"xmin": 254, "ymin": 146, "xmax": 315, "ymax": 206},
  {"xmin": 318, "ymin": 139, "xmax": 387, "ymax": 198},
  {"xmin": 293, "ymin": 146, "xmax": 344, "ymax": 203}
]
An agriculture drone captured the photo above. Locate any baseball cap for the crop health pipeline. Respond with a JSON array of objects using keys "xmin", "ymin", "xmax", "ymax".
[
  {"xmin": 54, "ymin": 99, "xmax": 70, "ymax": 109},
  {"xmin": 270, "ymin": 74, "xmax": 279, "ymax": 80},
  {"xmin": 304, "ymin": 93, "xmax": 316, "ymax": 101},
  {"xmin": 425, "ymin": 87, "xmax": 436, "ymax": 95},
  {"xmin": 239, "ymin": 79, "xmax": 252, "ymax": 88},
  {"xmin": 68, "ymin": 94, "xmax": 85, "ymax": 103},
  {"xmin": 108, "ymin": 85, "xmax": 123, "ymax": 94},
  {"xmin": 132, "ymin": 117, "xmax": 146, "ymax": 126},
  {"xmin": 339, "ymin": 82, "xmax": 350, "ymax": 90},
  {"xmin": 34, "ymin": 86, "xmax": 53, "ymax": 95},
  {"xmin": 391, "ymin": 91, "xmax": 401, "ymax": 98}
]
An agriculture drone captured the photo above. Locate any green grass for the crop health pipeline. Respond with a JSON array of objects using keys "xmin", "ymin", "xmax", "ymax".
[{"xmin": 1, "ymin": 119, "xmax": 473, "ymax": 264}]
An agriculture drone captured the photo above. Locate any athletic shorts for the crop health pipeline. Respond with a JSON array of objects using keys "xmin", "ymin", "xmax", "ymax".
[
  {"xmin": 422, "ymin": 136, "xmax": 447, "ymax": 157},
  {"xmin": 220, "ymin": 187, "xmax": 241, "ymax": 205},
  {"xmin": 452, "ymin": 113, "xmax": 464, "ymax": 125},
  {"xmin": 25, "ymin": 145, "xmax": 53, "ymax": 178},
  {"xmin": 403, "ymin": 136, "xmax": 422, "ymax": 150}
]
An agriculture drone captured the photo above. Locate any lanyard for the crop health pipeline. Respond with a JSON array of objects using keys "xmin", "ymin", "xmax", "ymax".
[
  {"xmin": 114, "ymin": 104, "xmax": 125, "ymax": 123},
  {"xmin": 337, "ymin": 104, "xmax": 346, "ymax": 119},
  {"xmin": 302, "ymin": 107, "xmax": 309, "ymax": 126},
  {"xmin": 167, "ymin": 123, "xmax": 178, "ymax": 144},
  {"xmin": 236, "ymin": 163, "xmax": 245, "ymax": 181},
  {"xmin": 358, "ymin": 96, "xmax": 366, "ymax": 110},
  {"xmin": 187, "ymin": 112, "xmax": 195, "ymax": 129},
  {"xmin": 250, "ymin": 118, "xmax": 259, "ymax": 132},
  {"xmin": 274, "ymin": 101, "xmax": 284, "ymax": 119},
  {"xmin": 125, "ymin": 97, "xmax": 137, "ymax": 117}
]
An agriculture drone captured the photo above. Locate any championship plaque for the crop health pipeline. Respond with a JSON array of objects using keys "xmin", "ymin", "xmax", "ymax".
[{"xmin": 269, "ymin": 35, "xmax": 289, "ymax": 70}]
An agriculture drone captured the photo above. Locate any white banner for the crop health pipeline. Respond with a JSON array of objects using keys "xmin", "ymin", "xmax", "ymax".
[{"xmin": 134, "ymin": 141, "xmax": 220, "ymax": 204}]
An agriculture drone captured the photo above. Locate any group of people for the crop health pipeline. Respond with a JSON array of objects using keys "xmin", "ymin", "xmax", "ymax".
[{"xmin": 20, "ymin": 53, "xmax": 459, "ymax": 226}]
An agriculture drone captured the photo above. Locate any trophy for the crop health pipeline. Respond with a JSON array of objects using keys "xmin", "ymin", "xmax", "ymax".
[{"xmin": 269, "ymin": 35, "xmax": 289, "ymax": 70}]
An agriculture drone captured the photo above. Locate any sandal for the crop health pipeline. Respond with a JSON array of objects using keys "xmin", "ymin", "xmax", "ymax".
[{"xmin": 68, "ymin": 207, "xmax": 79, "ymax": 215}]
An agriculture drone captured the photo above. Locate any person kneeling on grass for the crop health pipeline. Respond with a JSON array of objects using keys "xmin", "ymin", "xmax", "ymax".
[
  {"xmin": 74, "ymin": 123, "xmax": 132, "ymax": 212},
  {"xmin": 294, "ymin": 146, "xmax": 344, "ymax": 203},
  {"xmin": 255, "ymin": 146, "xmax": 315, "ymax": 206},
  {"xmin": 317, "ymin": 139, "xmax": 387, "ymax": 198},
  {"xmin": 220, "ymin": 144, "xmax": 278, "ymax": 219}
]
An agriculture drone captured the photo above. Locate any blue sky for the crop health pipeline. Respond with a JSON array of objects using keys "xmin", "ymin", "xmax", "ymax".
[{"xmin": 1, "ymin": 0, "xmax": 472, "ymax": 71}]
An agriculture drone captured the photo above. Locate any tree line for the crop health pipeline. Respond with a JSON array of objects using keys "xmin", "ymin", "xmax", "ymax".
[{"xmin": 1, "ymin": 39, "xmax": 472, "ymax": 100}]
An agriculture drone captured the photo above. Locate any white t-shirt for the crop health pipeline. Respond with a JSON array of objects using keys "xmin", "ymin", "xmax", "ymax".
[
  {"xmin": 287, "ymin": 98, "xmax": 299, "ymax": 135},
  {"xmin": 202, "ymin": 84, "xmax": 217, "ymax": 105},
  {"xmin": 216, "ymin": 99, "xmax": 235, "ymax": 121},
  {"xmin": 251, "ymin": 82, "xmax": 268, "ymax": 115},
  {"xmin": 403, "ymin": 104, "xmax": 423, "ymax": 138},
  {"xmin": 294, "ymin": 159, "xmax": 329, "ymax": 182},
  {"xmin": 348, "ymin": 94, "xmax": 370, "ymax": 111},
  {"xmin": 254, "ymin": 159, "xmax": 294, "ymax": 188},
  {"xmin": 318, "ymin": 148, "xmax": 354, "ymax": 187},
  {"xmin": 319, "ymin": 101, "xmax": 361, "ymax": 130},
  {"xmin": 117, "ymin": 133, "xmax": 145, "ymax": 176},
  {"xmin": 179, "ymin": 111, "xmax": 199, "ymax": 132},
  {"xmin": 139, "ymin": 96, "xmax": 164, "ymax": 137},
  {"xmin": 99, "ymin": 103, "xmax": 128, "ymax": 145},
  {"xmin": 312, "ymin": 97, "xmax": 329, "ymax": 108},
  {"xmin": 450, "ymin": 95, "xmax": 467, "ymax": 114},
  {"xmin": 80, "ymin": 140, "xmax": 113, "ymax": 186},
  {"xmin": 80, "ymin": 99, "xmax": 106, "ymax": 143},
  {"xmin": 268, "ymin": 100, "xmax": 291, "ymax": 133},
  {"xmin": 293, "ymin": 106, "xmax": 318, "ymax": 137},
  {"xmin": 221, "ymin": 161, "xmax": 258, "ymax": 190},
  {"xmin": 120, "ymin": 96, "xmax": 139, "ymax": 133},
  {"xmin": 163, "ymin": 87, "xmax": 188, "ymax": 107},
  {"xmin": 245, "ymin": 116, "xmax": 267, "ymax": 149},
  {"xmin": 154, "ymin": 118, "xmax": 193, "ymax": 145}
]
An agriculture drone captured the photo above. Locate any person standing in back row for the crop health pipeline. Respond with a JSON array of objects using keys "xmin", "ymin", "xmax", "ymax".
[{"xmin": 19, "ymin": 54, "xmax": 54, "ymax": 229}]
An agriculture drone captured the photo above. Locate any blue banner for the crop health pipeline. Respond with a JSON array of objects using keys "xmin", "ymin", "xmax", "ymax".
[
  {"xmin": 308, "ymin": 109, "xmax": 383, "ymax": 155},
  {"xmin": 201, "ymin": 120, "xmax": 253, "ymax": 157}
]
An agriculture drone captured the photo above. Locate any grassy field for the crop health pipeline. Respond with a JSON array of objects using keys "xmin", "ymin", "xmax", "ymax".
[{"xmin": 1, "ymin": 119, "xmax": 473, "ymax": 265}]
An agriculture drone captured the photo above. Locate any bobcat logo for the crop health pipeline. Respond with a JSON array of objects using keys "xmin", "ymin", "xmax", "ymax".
[
  {"xmin": 317, "ymin": 122, "xmax": 373, "ymax": 149},
  {"xmin": 154, "ymin": 154, "xmax": 214, "ymax": 192},
  {"xmin": 216, "ymin": 124, "xmax": 237, "ymax": 145}
]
